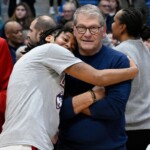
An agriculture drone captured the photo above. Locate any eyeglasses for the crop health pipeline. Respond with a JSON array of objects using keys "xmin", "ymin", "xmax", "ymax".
[
  {"xmin": 63, "ymin": 10, "xmax": 74, "ymax": 13},
  {"xmin": 75, "ymin": 26, "xmax": 102, "ymax": 35},
  {"xmin": 100, "ymin": 5, "xmax": 110, "ymax": 8}
]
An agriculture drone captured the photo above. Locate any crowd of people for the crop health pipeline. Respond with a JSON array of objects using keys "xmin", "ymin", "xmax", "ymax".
[{"xmin": 0, "ymin": 0, "xmax": 150, "ymax": 150}]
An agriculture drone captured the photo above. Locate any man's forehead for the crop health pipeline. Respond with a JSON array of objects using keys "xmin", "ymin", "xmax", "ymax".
[
  {"xmin": 30, "ymin": 20, "xmax": 37, "ymax": 28},
  {"xmin": 76, "ymin": 14, "xmax": 100, "ymax": 23}
]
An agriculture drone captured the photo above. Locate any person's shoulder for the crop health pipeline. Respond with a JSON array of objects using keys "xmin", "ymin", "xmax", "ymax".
[
  {"xmin": 115, "ymin": 40, "xmax": 137, "ymax": 53},
  {"xmin": 0, "ymin": 37, "xmax": 6, "ymax": 43},
  {"xmin": 103, "ymin": 45, "xmax": 126, "ymax": 57},
  {"xmin": 0, "ymin": 38, "xmax": 9, "ymax": 52}
]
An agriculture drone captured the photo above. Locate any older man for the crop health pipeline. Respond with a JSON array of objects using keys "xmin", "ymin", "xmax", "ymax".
[
  {"xmin": 58, "ymin": 4, "xmax": 133, "ymax": 150},
  {"xmin": 4, "ymin": 21, "xmax": 24, "ymax": 64}
]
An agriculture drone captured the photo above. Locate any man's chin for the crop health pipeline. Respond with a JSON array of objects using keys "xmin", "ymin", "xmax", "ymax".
[{"xmin": 81, "ymin": 45, "xmax": 93, "ymax": 51}]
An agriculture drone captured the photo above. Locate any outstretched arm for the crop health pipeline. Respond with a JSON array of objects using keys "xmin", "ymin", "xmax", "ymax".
[{"xmin": 64, "ymin": 58, "xmax": 138, "ymax": 87}]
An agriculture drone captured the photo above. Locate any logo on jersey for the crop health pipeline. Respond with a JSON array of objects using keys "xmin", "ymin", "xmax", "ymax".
[{"xmin": 56, "ymin": 91, "xmax": 64, "ymax": 109}]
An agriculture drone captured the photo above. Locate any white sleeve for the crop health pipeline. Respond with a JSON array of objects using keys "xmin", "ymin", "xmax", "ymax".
[{"xmin": 42, "ymin": 43, "xmax": 82, "ymax": 75}]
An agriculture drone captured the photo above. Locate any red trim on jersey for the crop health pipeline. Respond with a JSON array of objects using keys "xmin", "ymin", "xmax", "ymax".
[{"xmin": 32, "ymin": 146, "xmax": 37, "ymax": 150}]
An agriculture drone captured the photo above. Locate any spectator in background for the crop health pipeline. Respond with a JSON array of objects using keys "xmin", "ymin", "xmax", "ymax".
[
  {"xmin": 112, "ymin": 7, "xmax": 150, "ymax": 150},
  {"xmin": 0, "ymin": 37, "xmax": 13, "ymax": 133},
  {"xmin": 21, "ymin": 0, "xmax": 36, "ymax": 17},
  {"xmin": 57, "ymin": 1, "xmax": 77, "ymax": 25},
  {"xmin": 3, "ymin": 0, "xmax": 36, "ymax": 18},
  {"xmin": 98, "ymin": 0, "xmax": 111, "ymax": 33},
  {"xmin": 106, "ymin": 0, "xmax": 120, "ymax": 33},
  {"xmin": 10, "ymin": 2, "xmax": 34, "ymax": 30},
  {"xmin": 109, "ymin": 0, "xmax": 120, "ymax": 14},
  {"xmin": 0, "ymin": 2, "xmax": 34, "ymax": 40},
  {"xmin": 4, "ymin": 21, "xmax": 24, "ymax": 64},
  {"xmin": 56, "ymin": 0, "xmax": 79, "ymax": 23},
  {"xmin": 98, "ymin": 0, "xmax": 110, "ymax": 20}
]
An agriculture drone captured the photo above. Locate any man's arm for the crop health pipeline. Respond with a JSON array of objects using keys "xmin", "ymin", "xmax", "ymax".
[
  {"xmin": 81, "ymin": 55, "xmax": 132, "ymax": 120},
  {"xmin": 60, "ymin": 54, "xmax": 133, "ymax": 120},
  {"xmin": 80, "ymin": 86, "xmax": 105, "ymax": 116},
  {"xmin": 60, "ymin": 86, "xmax": 105, "ymax": 120},
  {"xmin": 64, "ymin": 58, "xmax": 138, "ymax": 87},
  {"xmin": 72, "ymin": 87, "xmax": 105, "ymax": 114}
]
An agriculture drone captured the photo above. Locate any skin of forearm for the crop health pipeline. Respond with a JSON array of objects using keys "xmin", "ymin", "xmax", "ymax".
[
  {"xmin": 65, "ymin": 62, "xmax": 138, "ymax": 87},
  {"xmin": 73, "ymin": 91, "xmax": 94, "ymax": 114},
  {"xmin": 73, "ymin": 87, "xmax": 105, "ymax": 114},
  {"xmin": 94, "ymin": 67, "xmax": 137, "ymax": 86},
  {"xmin": 81, "ymin": 108, "xmax": 91, "ymax": 116},
  {"xmin": 81, "ymin": 86, "xmax": 105, "ymax": 116}
]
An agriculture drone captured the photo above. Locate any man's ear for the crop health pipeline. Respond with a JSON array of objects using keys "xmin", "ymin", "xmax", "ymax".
[{"xmin": 45, "ymin": 35, "xmax": 55, "ymax": 43}]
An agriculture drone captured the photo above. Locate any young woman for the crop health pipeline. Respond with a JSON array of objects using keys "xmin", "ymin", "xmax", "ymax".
[
  {"xmin": 112, "ymin": 7, "xmax": 150, "ymax": 150},
  {"xmin": 10, "ymin": 2, "xmax": 34, "ymax": 30}
]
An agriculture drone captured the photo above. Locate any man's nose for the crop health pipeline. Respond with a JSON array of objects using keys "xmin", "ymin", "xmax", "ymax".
[{"xmin": 84, "ymin": 28, "xmax": 92, "ymax": 36}]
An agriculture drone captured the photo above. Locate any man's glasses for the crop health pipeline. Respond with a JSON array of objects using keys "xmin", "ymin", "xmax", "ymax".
[
  {"xmin": 63, "ymin": 10, "xmax": 74, "ymax": 13},
  {"xmin": 75, "ymin": 26, "xmax": 102, "ymax": 35},
  {"xmin": 100, "ymin": 5, "xmax": 110, "ymax": 8}
]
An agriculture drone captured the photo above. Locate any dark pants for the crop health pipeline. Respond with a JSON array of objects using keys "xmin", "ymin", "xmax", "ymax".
[{"xmin": 126, "ymin": 129, "xmax": 150, "ymax": 150}]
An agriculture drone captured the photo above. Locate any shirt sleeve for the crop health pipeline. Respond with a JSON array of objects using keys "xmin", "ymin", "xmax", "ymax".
[
  {"xmin": 89, "ymin": 55, "xmax": 132, "ymax": 120},
  {"xmin": 43, "ymin": 44, "xmax": 82, "ymax": 75}
]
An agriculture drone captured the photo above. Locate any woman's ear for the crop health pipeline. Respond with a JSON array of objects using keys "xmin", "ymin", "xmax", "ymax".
[
  {"xmin": 122, "ymin": 24, "xmax": 126, "ymax": 32},
  {"xmin": 45, "ymin": 35, "xmax": 55, "ymax": 43}
]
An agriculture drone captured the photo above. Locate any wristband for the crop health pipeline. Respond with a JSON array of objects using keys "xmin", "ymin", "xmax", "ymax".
[{"xmin": 89, "ymin": 89, "xmax": 97, "ymax": 103}]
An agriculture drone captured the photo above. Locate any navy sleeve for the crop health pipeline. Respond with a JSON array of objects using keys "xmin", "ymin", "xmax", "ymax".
[
  {"xmin": 90, "ymin": 55, "xmax": 132, "ymax": 120},
  {"xmin": 59, "ymin": 96, "xmax": 76, "ymax": 120}
]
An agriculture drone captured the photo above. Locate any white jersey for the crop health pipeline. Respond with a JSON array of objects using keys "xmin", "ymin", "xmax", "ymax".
[{"xmin": 0, "ymin": 43, "xmax": 82, "ymax": 150}]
